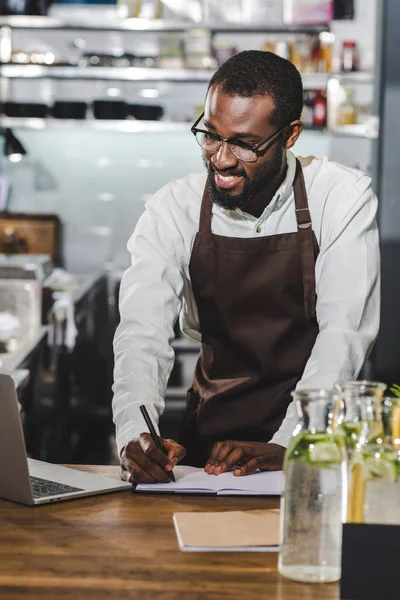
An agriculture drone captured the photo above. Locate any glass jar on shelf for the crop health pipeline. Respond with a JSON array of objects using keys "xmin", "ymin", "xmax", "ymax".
[
  {"xmin": 184, "ymin": 28, "xmax": 215, "ymax": 70},
  {"xmin": 301, "ymin": 90, "xmax": 315, "ymax": 129},
  {"xmin": 341, "ymin": 41, "xmax": 360, "ymax": 72},
  {"xmin": 158, "ymin": 32, "xmax": 185, "ymax": 69},
  {"xmin": 336, "ymin": 87, "xmax": 358, "ymax": 126},
  {"xmin": 278, "ymin": 389, "xmax": 347, "ymax": 584},
  {"xmin": 291, "ymin": 37, "xmax": 314, "ymax": 73},
  {"xmin": 318, "ymin": 32, "xmax": 334, "ymax": 73},
  {"xmin": 312, "ymin": 89, "xmax": 327, "ymax": 129}
]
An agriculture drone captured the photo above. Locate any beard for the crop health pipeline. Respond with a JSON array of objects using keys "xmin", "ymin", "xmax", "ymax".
[{"xmin": 204, "ymin": 146, "xmax": 285, "ymax": 211}]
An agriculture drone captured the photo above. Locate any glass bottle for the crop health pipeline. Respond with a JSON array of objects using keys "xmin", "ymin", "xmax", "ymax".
[
  {"xmin": 336, "ymin": 87, "xmax": 357, "ymax": 126},
  {"xmin": 341, "ymin": 41, "xmax": 359, "ymax": 72},
  {"xmin": 301, "ymin": 90, "xmax": 315, "ymax": 130},
  {"xmin": 312, "ymin": 89, "xmax": 327, "ymax": 129},
  {"xmin": 335, "ymin": 381, "xmax": 387, "ymax": 458},
  {"xmin": 278, "ymin": 389, "xmax": 347, "ymax": 583},
  {"xmin": 347, "ymin": 396, "xmax": 400, "ymax": 525}
]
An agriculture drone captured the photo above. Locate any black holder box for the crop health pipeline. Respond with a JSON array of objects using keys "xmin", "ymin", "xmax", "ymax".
[{"xmin": 341, "ymin": 523, "xmax": 400, "ymax": 599}]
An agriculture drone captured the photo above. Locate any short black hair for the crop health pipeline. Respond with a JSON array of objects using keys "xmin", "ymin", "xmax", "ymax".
[{"xmin": 208, "ymin": 50, "xmax": 303, "ymax": 127}]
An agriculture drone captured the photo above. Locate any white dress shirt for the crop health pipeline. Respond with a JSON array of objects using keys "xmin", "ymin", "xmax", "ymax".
[{"xmin": 113, "ymin": 150, "xmax": 380, "ymax": 456}]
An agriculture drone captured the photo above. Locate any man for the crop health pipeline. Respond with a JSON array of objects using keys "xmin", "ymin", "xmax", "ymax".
[{"xmin": 113, "ymin": 50, "xmax": 380, "ymax": 484}]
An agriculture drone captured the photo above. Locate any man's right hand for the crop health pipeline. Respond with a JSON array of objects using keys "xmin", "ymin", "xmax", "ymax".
[{"xmin": 120, "ymin": 433, "xmax": 186, "ymax": 484}]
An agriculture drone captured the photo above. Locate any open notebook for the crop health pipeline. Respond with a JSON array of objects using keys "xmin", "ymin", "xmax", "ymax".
[
  {"xmin": 173, "ymin": 509, "xmax": 280, "ymax": 552},
  {"xmin": 135, "ymin": 465, "xmax": 282, "ymax": 495}
]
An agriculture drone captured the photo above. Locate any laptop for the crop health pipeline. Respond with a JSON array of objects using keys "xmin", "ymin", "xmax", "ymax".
[{"xmin": 0, "ymin": 373, "xmax": 131, "ymax": 505}]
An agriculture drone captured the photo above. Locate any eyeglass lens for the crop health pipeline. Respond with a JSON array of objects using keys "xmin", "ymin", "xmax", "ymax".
[{"xmin": 194, "ymin": 131, "xmax": 257, "ymax": 162}]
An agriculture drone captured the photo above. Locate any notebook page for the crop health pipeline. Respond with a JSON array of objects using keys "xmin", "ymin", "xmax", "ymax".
[
  {"xmin": 135, "ymin": 466, "xmax": 218, "ymax": 493},
  {"xmin": 135, "ymin": 466, "xmax": 283, "ymax": 495},
  {"xmin": 215, "ymin": 470, "xmax": 283, "ymax": 496}
]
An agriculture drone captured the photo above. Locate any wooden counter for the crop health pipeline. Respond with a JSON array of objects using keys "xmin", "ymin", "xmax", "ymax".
[{"xmin": 0, "ymin": 465, "xmax": 340, "ymax": 600}]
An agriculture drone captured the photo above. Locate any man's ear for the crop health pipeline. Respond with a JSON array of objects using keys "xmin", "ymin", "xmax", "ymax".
[{"xmin": 285, "ymin": 121, "xmax": 303, "ymax": 149}]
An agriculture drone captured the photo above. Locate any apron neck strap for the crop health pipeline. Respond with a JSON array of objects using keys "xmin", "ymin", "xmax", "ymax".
[
  {"xmin": 293, "ymin": 159, "xmax": 312, "ymax": 230},
  {"xmin": 199, "ymin": 180, "xmax": 213, "ymax": 234},
  {"xmin": 293, "ymin": 158, "xmax": 318, "ymax": 319}
]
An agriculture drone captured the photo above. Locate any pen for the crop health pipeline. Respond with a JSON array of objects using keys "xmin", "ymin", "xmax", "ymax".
[{"xmin": 139, "ymin": 404, "xmax": 176, "ymax": 482}]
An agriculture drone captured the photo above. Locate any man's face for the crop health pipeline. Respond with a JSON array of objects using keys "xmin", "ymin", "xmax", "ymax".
[{"xmin": 202, "ymin": 85, "xmax": 286, "ymax": 211}]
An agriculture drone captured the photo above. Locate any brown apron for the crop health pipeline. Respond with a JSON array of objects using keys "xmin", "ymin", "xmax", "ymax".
[{"xmin": 179, "ymin": 159, "xmax": 319, "ymax": 467}]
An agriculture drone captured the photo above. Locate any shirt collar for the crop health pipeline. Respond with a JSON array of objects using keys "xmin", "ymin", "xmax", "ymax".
[{"xmin": 234, "ymin": 150, "xmax": 297, "ymax": 221}]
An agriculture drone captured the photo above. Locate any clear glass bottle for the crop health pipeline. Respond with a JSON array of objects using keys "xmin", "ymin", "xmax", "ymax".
[
  {"xmin": 335, "ymin": 381, "xmax": 387, "ymax": 458},
  {"xmin": 348, "ymin": 396, "xmax": 400, "ymax": 525},
  {"xmin": 278, "ymin": 389, "xmax": 347, "ymax": 583},
  {"xmin": 336, "ymin": 87, "xmax": 358, "ymax": 126}
]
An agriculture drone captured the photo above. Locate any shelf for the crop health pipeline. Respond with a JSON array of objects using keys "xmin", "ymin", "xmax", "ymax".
[
  {"xmin": 0, "ymin": 117, "xmax": 192, "ymax": 133},
  {"xmin": 330, "ymin": 123, "xmax": 378, "ymax": 139},
  {"xmin": 0, "ymin": 64, "xmax": 216, "ymax": 82},
  {"xmin": 0, "ymin": 15, "xmax": 329, "ymax": 34},
  {"xmin": 329, "ymin": 72, "xmax": 374, "ymax": 85},
  {"xmin": 0, "ymin": 65, "xmax": 333, "ymax": 86},
  {"xmin": 301, "ymin": 73, "xmax": 329, "ymax": 88},
  {"xmin": 0, "ymin": 117, "xmax": 330, "ymax": 135}
]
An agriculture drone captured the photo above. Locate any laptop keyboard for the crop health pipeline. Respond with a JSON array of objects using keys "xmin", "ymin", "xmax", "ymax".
[{"xmin": 30, "ymin": 476, "xmax": 84, "ymax": 498}]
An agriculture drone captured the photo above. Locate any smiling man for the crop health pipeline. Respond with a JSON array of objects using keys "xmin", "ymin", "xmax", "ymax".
[{"xmin": 113, "ymin": 50, "xmax": 380, "ymax": 483}]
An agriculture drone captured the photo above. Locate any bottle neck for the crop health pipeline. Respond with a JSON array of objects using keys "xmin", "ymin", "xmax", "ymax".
[
  {"xmin": 296, "ymin": 396, "xmax": 340, "ymax": 434},
  {"xmin": 357, "ymin": 398, "xmax": 385, "ymax": 447}
]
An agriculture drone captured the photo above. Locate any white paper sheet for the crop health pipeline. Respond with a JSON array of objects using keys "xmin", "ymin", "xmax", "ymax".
[{"xmin": 135, "ymin": 466, "xmax": 283, "ymax": 495}]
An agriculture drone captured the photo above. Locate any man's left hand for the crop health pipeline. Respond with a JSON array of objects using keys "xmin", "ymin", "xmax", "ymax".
[{"xmin": 205, "ymin": 441, "xmax": 285, "ymax": 476}]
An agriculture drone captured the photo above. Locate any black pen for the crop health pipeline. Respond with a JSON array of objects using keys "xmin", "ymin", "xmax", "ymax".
[{"xmin": 139, "ymin": 404, "xmax": 176, "ymax": 483}]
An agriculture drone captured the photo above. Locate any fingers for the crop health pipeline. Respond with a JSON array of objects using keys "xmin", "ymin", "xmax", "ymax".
[
  {"xmin": 204, "ymin": 441, "xmax": 286, "ymax": 477},
  {"xmin": 205, "ymin": 441, "xmax": 244, "ymax": 475},
  {"xmin": 233, "ymin": 456, "xmax": 261, "ymax": 477},
  {"xmin": 233, "ymin": 444, "xmax": 286, "ymax": 476},
  {"xmin": 138, "ymin": 434, "xmax": 171, "ymax": 471},
  {"xmin": 163, "ymin": 439, "xmax": 186, "ymax": 471},
  {"xmin": 120, "ymin": 434, "xmax": 172, "ymax": 484},
  {"xmin": 214, "ymin": 447, "xmax": 244, "ymax": 475},
  {"xmin": 205, "ymin": 441, "xmax": 229, "ymax": 474}
]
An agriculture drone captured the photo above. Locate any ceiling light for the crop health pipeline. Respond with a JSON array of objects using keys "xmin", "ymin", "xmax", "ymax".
[
  {"xmin": 107, "ymin": 87, "xmax": 121, "ymax": 98},
  {"xmin": 4, "ymin": 128, "xmax": 27, "ymax": 162},
  {"xmin": 139, "ymin": 88, "xmax": 160, "ymax": 99}
]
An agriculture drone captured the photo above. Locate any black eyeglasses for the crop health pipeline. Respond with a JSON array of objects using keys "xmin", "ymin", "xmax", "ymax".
[{"xmin": 191, "ymin": 112, "xmax": 289, "ymax": 163}]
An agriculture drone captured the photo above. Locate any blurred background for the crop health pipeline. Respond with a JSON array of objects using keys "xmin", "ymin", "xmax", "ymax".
[{"xmin": 0, "ymin": 0, "xmax": 398, "ymax": 466}]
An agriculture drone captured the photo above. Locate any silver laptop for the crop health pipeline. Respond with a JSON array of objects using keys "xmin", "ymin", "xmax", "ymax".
[{"xmin": 0, "ymin": 373, "xmax": 131, "ymax": 505}]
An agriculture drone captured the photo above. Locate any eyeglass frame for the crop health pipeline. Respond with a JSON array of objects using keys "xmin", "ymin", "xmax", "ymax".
[{"xmin": 190, "ymin": 112, "xmax": 292, "ymax": 163}]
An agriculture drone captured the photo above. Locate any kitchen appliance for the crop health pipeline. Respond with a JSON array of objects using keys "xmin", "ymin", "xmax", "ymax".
[
  {"xmin": 129, "ymin": 104, "xmax": 164, "ymax": 120},
  {"xmin": 52, "ymin": 102, "xmax": 87, "ymax": 120},
  {"xmin": 1, "ymin": 0, "xmax": 53, "ymax": 16},
  {"xmin": 93, "ymin": 100, "xmax": 128, "ymax": 120},
  {"xmin": 0, "ymin": 254, "xmax": 53, "ymax": 346},
  {"xmin": 4, "ymin": 102, "xmax": 48, "ymax": 119}
]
